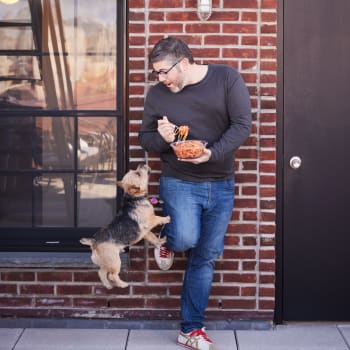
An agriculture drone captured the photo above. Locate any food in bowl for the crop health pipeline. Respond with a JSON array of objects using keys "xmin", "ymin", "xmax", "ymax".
[{"xmin": 170, "ymin": 140, "xmax": 207, "ymax": 159}]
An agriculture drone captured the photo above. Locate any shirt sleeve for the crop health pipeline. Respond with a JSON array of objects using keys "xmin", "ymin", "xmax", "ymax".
[{"xmin": 209, "ymin": 69, "xmax": 252, "ymax": 162}]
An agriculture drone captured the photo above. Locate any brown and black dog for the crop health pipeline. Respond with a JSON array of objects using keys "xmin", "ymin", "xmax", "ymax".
[{"xmin": 80, "ymin": 164, "xmax": 170, "ymax": 289}]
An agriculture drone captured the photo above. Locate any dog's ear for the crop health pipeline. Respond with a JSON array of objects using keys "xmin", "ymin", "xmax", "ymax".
[
  {"xmin": 80, "ymin": 238, "xmax": 95, "ymax": 246},
  {"xmin": 125, "ymin": 184, "xmax": 141, "ymax": 195}
]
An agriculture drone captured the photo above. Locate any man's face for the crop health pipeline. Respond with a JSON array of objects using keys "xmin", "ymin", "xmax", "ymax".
[{"xmin": 152, "ymin": 58, "xmax": 185, "ymax": 93}]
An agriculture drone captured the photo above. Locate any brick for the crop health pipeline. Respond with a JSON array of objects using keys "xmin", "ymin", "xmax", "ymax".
[
  {"xmin": 242, "ymin": 261, "xmax": 257, "ymax": 271},
  {"xmin": 129, "ymin": 23, "xmax": 145, "ymax": 34},
  {"xmin": 35, "ymin": 297, "xmax": 71, "ymax": 307},
  {"xmin": 149, "ymin": 0, "xmax": 182, "ymax": 7},
  {"xmin": 1, "ymin": 271, "xmax": 35, "ymax": 281},
  {"xmin": 148, "ymin": 272, "xmax": 184, "ymax": 283},
  {"xmin": 262, "ymin": 0, "xmax": 277, "ymax": 9},
  {"xmin": 109, "ymin": 298, "xmax": 145, "ymax": 308},
  {"xmin": 129, "ymin": 12, "xmax": 145, "ymax": 21},
  {"xmin": 261, "ymin": 12, "xmax": 277, "ymax": 22},
  {"xmin": 209, "ymin": 11, "xmax": 240, "ymax": 21},
  {"xmin": 243, "ymin": 236, "xmax": 257, "ymax": 246},
  {"xmin": 223, "ymin": 0, "xmax": 258, "ymax": 8},
  {"xmin": 73, "ymin": 298, "xmax": 107, "ymax": 308},
  {"xmin": 259, "ymin": 262, "xmax": 275, "ymax": 272},
  {"xmin": 129, "ymin": 0, "xmax": 145, "ymax": 8},
  {"xmin": 243, "ymin": 212, "xmax": 258, "ymax": 221},
  {"xmin": 241, "ymin": 287, "xmax": 256, "ymax": 296},
  {"xmin": 37, "ymin": 271, "xmax": 72, "ymax": 282},
  {"xmin": 223, "ymin": 23, "xmax": 257, "ymax": 34},
  {"xmin": 242, "ymin": 11, "xmax": 258, "ymax": 21},
  {"xmin": 132, "ymin": 286, "xmax": 168, "ymax": 295},
  {"xmin": 0, "ymin": 297, "xmax": 32, "ymax": 307},
  {"xmin": 56, "ymin": 285, "xmax": 92, "ymax": 295},
  {"xmin": 146, "ymin": 298, "xmax": 180, "ymax": 308},
  {"xmin": 204, "ymin": 35, "xmax": 239, "ymax": 46},
  {"xmin": 259, "ymin": 299, "xmax": 275, "ymax": 310},
  {"xmin": 211, "ymin": 285, "xmax": 240, "ymax": 296},
  {"xmin": 149, "ymin": 23, "xmax": 183, "ymax": 33},
  {"xmin": 222, "ymin": 298, "xmax": 256, "ymax": 309},
  {"xmin": 223, "ymin": 48, "xmax": 257, "ymax": 59},
  {"xmin": 223, "ymin": 273, "xmax": 257, "ymax": 283},
  {"xmin": 216, "ymin": 260, "xmax": 239, "ymax": 271},
  {"xmin": 223, "ymin": 249, "xmax": 256, "ymax": 259},
  {"xmin": 166, "ymin": 12, "xmax": 198, "ymax": 21},
  {"xmin": 260, "ymin": 274, "xmax": 275, "ymax": 284},
  {"xmin": 74, "ymin": 271, "xmax": 100, "ymax": 283},
  {"xmin": 0, "ymin": 284, "xmax": 17, "ymax": 294},
  {"xmin": 20, "ymin": 285, "xmax": 54, "ymax": 295},
  {"xmin": 260, "ymin": 250, "xmax": 275, "ymax": 259}
]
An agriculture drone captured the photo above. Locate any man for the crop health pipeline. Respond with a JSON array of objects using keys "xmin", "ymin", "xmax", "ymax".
[{"xmin": 138, "ymin": 37, "xmax": 252, "ymax": 350}]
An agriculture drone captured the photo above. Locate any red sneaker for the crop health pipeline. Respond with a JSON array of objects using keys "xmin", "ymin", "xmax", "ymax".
[
  {"xmin": 154, "ymin": 245, "xmax": 174, "ymax": 270},
  {"xmin": 177, "ymin": 328, "xmax": 215, "ymax": 350}
]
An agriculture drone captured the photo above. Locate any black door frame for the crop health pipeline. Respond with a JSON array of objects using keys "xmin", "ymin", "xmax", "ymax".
[{"xmin": 275, "ymin": 0, "xmax": 285, "ymax": 324}]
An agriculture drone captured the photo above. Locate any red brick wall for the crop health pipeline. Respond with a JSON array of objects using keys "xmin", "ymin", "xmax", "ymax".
[{"xmin": 0, "ymin": 0, "xmax": 277, "ymax": 322}]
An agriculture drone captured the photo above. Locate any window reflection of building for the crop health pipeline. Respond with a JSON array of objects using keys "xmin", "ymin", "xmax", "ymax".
[
  {"xmin": 0, "ymin": 0, "xmax": 119, "ymax": 231},
  {"xmin": 0, "ymin": 0, "xmax": 117, "ymax": 110}
]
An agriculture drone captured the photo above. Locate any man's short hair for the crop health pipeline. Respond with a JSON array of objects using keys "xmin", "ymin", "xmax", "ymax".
[{"xmin": 149, "ymin": 37, "xmax": 194, "ymax": 64}]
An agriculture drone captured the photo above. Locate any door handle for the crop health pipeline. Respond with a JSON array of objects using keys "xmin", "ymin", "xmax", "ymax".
[{"xmin": 290, "ymin": 156, "xmax": 302, "ymax": 169}]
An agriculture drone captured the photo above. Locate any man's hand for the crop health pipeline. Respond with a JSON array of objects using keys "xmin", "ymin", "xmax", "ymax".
[
  {"xmin": 157, "ymin": 116, "xmax": 176, "ymax": 143},
  {"xmin": 178, "ymin": 148, "xmax": 212, "ymax": 164}
]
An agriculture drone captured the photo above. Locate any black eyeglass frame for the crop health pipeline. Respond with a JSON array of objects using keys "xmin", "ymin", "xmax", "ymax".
[{"xmin": 151, "ymin": 59, "xmax": 182, "ymax": 78}]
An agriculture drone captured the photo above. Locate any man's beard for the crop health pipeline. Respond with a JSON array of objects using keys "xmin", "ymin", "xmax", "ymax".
[{"xmin": 168, "ymin": 81, "xmax": 185, "ymax": 93}]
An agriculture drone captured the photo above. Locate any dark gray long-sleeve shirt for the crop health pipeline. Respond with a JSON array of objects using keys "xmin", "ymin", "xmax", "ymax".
[{"xmin": 138, "ymin": 64, "xmax": 252, "ymax": 181}]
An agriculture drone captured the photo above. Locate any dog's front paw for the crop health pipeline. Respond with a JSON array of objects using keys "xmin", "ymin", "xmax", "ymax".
[
  {"xmin": 157, "ymin": 236, "xmax": 167, "ymax": 246},
  {"xmin": 164, "ymin": 215, "xmax": 171, "ymax": 223}
]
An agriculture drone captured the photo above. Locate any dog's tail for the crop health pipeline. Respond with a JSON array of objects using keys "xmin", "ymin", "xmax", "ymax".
[{"xmin": 80, "ymin": 238, "xmax": 95, "ymax": 247}]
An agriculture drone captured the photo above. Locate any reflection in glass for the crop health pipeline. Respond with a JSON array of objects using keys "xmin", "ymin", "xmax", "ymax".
[
  {"xmin": 0, "ymin": 0, "xmax": 31, "ymax": 22},
  {"xmin": 0, "ymin": 0, "xmax": 117, "ymax": 109},
  {"xmin": 78, "ymin": 173, "xmax": 116, "ymax": 227},
  {"xmin": 0, "ymin": 175, "xmax": 32, "ymax": 227},
  {"xmin": 34, "ymin": 117, "xmax": 74, "ymax": 170},
  {"xmin": 78, "ymin": 117, "xmax": 116, "ymax": 171},
  {"xmin": 34, "ymin": 174, "xmax": 74, "ymax": 227},
  {"xmin": 0, "ymin": 27, "xmax": 34, "ymax": 50},
  {"xmin": 0, "ymin": 117, "xmax": 33, "ymax": 171}
]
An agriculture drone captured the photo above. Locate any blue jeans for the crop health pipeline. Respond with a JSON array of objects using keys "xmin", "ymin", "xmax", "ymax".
[{"xmin": 159, "ymin": 176, "xmax": 235, "ymax": 333}]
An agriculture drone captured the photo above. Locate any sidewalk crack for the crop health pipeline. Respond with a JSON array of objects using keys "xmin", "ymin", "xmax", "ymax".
[
  {"xmin": 124, "ymin": 329, "xmax": 131, "ymax": 350},
  {"xmin": 12, "ymin": 328, "xmax": 25, "ymax": 350},
  {"xmin": 234, "ymin": 330, "xmax": 240, "ymax": 350},
  {"xmin": 337, "ymin": 325, "xmax": 350, "ymax": 350}
]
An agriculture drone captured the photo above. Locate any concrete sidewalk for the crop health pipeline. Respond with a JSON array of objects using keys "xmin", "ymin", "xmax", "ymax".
[{"xmin": 1, "ymin": 323, "xmax": 350, "ymax": 350}]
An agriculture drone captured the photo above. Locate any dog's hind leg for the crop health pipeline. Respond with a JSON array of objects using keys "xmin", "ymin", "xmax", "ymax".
[
  {"xmin": 98, "ymin": 269, "xmax": 114, "ymax": 289},
  {"xmin": 102, "ymin": 244, "xmax": 128, "ymax": 288},
  {"xmin": 107, "ymin": 254, "xmax": 128, "ymax": 288}
]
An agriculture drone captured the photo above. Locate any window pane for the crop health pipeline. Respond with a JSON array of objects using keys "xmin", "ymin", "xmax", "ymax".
[
  {"xmin": 0, "ymin": 117, "xmax": 33, "ymax": 170},
  {"xmin": 34, "ymin": 117, "xmax": 74, "ymax": 170},
  {"xmin": 78, "ymin": 117, "xmax": 116, "ymax": 171},
  {"xmin": 0, "ymin": 27, "xmax": 34, "ymax": 50},
  {"xmin": 41, "ymin": 0, "xmax": 117, "ymax": 110},
  {"xmin": 77, "ymin": 173, "xmax": 116, "ymax": 227},
  {"xmin": 0, "ymin": 0, "xmax": 31, "ymax": 22},
  {"xmin": 33, "ymin": 174, "xmax": 74, "ymax": 227},
  {"xmin": 0, "ymin": 175, "xmax": 32, "ymax": 227},
  {"xmin": 0, "ymin": 0, "xmax": 117, "ymax": 110}
]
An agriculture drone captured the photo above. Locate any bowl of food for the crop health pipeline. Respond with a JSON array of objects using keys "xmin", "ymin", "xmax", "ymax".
[{"xmin": 170, "ymin": 140, "xmax": 207, "ymax": 159}]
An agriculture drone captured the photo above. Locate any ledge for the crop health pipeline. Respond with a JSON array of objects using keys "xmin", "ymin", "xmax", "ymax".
[{"xmin": 0, "ymin": 252, "xmax": 129, "ymax": 269}]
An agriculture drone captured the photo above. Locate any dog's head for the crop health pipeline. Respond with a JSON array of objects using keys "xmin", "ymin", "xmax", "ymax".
[{"xmin": 117, "ymin": 164, "xmax": 151, "ymax": 197}]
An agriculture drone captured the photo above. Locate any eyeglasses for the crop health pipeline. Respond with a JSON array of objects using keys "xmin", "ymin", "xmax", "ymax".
[{"xmin": 152, "ymin": 59, "xmax": 182, "ymax": 78}]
